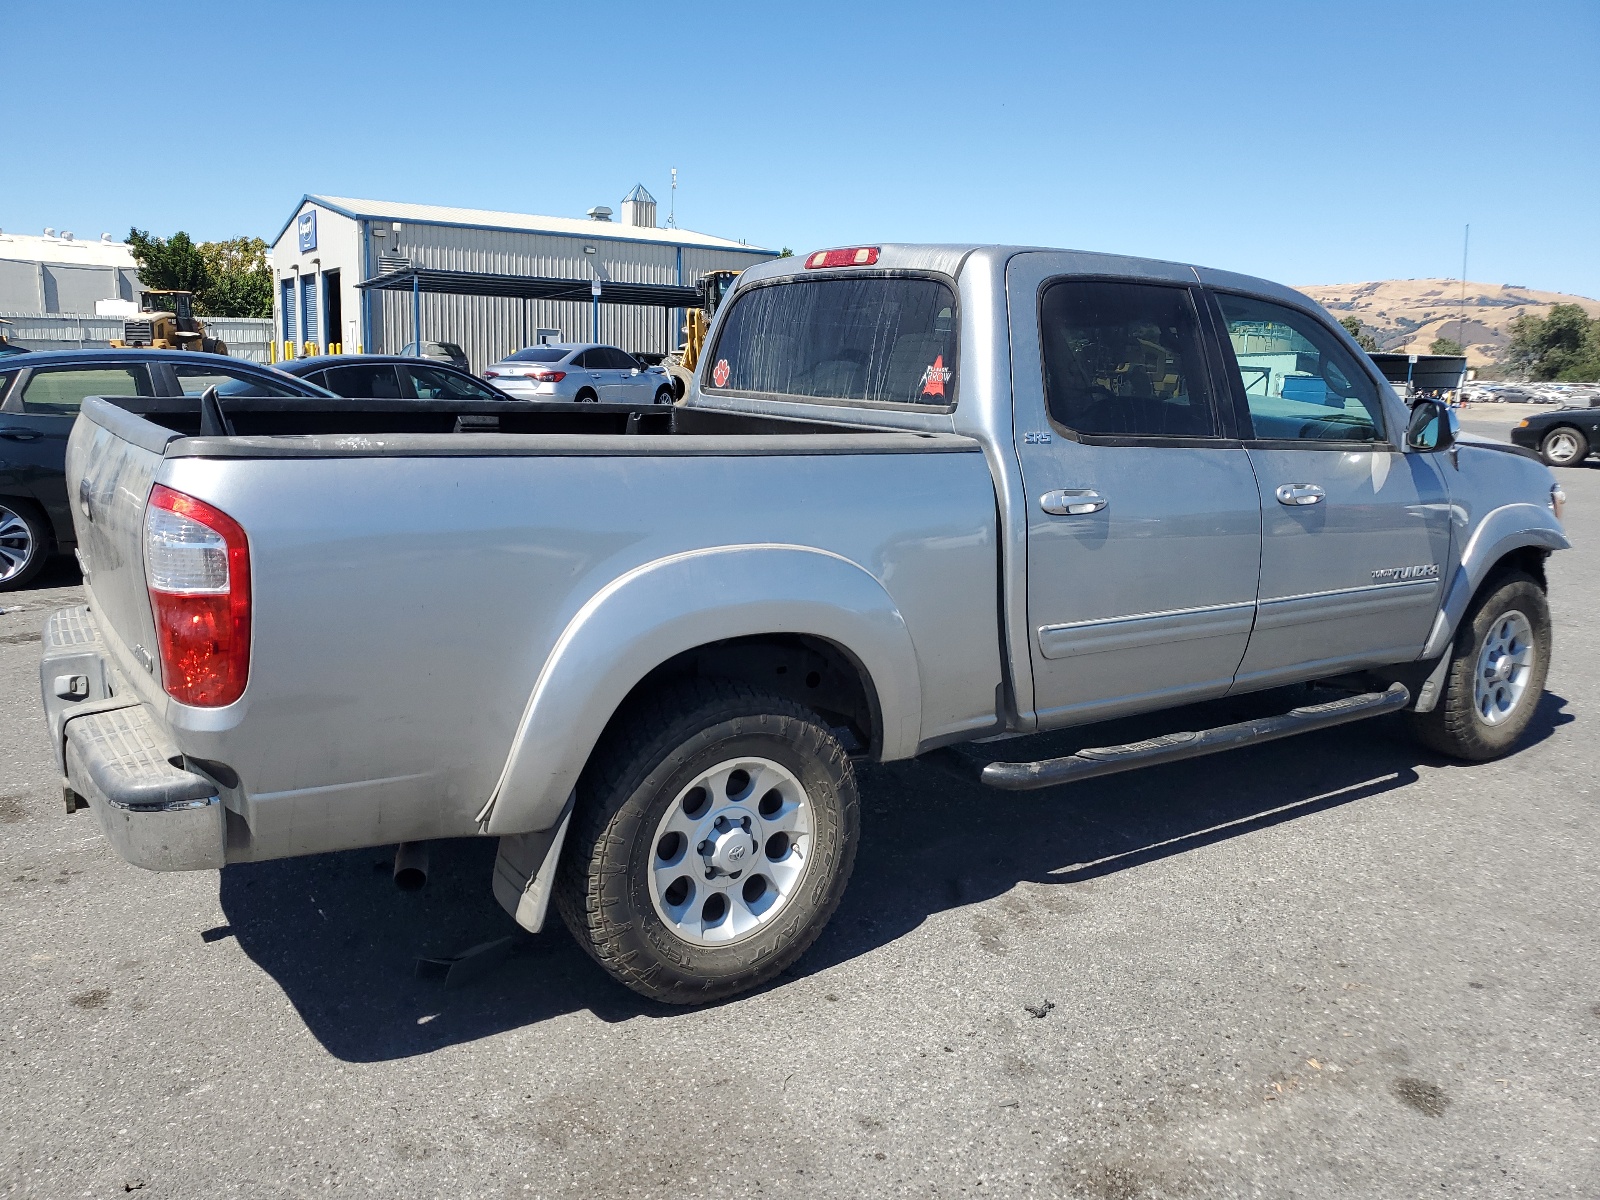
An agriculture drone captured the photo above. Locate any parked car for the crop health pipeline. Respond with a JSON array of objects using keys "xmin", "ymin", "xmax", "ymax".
[
  {"xmin": 400, "ymin": 340, "xmax": 471, "ymax": 372},
  {"xmin": 485, "ymin": 343, "xmax": 677, "ymax": 404},
  {"xmin": 279, "ymin": 354, "xmax": 518, "ymax": 402},
  {"xmin": 1511, "ymin": 404, "xmax": 1600, "ymax": 467},
  {"xmin": 42, "ymin": 245, "xmax": 1567, "ymax": 1006},
  {"xmin": 0, "ymin": 349, "xmax": 332, "ymax": 589}
]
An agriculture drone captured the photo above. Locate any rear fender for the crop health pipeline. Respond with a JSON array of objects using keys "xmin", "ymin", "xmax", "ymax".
[
  {"xmin": 1421, "ymin": 502, "xmax": 1568, "ymax": 661},
  {"xmin": 481, "ymin": 544, "xmax": 922, "ymax": 835}
]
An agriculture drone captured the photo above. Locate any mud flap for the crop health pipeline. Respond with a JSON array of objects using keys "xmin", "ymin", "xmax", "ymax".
[{"xmin": 491, "ymin": 791, "xmax": 574, "ymax": 933}]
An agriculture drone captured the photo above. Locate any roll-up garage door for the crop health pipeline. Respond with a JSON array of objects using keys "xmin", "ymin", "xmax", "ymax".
[{"xmin": 300, "ymin": 275, "xmax": 319, "ymax": 345}]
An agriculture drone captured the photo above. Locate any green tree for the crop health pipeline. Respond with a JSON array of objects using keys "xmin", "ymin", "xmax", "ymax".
[
  {"xmin": 1338, "ymin": 315, "xmax": 1379, "ymax": 352},
  {"xmin": 1429, "ymin": 337, "xmax": 1464, "ymax": 356},
  {"xmin": 1506, "ymin": 303, "xmax": 1600, "ymax": 381},
  {"xmin": 778, "ymin": 247, "xmax": 794, "ymax": 258},
  {"xmin": 126, "ymin": 228, "xmax": 208, "ymax": 296},
  {"xmin": 126, "ymin": 228, "xmax": 275, "ymax": 318},
  {"xmin": 198, "ymin": 236, "xmax": 273, "ymax": 319}
]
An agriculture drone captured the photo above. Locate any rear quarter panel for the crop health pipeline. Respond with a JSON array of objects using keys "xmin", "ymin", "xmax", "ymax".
[{"xmin": 153, "ymin": 444, "xmax": 1000, "ymax": 859}]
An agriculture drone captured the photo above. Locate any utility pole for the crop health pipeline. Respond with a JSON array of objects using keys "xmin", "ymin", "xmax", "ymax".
[{"xmin": 669, "ymin": 168, "xmax": 677, "ymax": 229}]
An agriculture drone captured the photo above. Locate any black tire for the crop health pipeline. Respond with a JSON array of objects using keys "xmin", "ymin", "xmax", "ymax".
[
  {"xmin": 653, "ymin": 387, "xmax": 674, "ymax": 405},
  {"xmin": 1539, "ymin": 426, "xmax": 1588, "ymax": 468},
  {"xmin": 0, "ymin": 498, "xmax": 51, "ymax": 591},
  {"xmin": 1408, "ymin": 572, "xmax": 1551, "ymax": 761},
  {"xmin": 555, "ymin": 679, "xmax": 860, "ymax": 1004},
  {"xmin": 574, "ymin": 388, "xmax": 599, "ymax": 403}
]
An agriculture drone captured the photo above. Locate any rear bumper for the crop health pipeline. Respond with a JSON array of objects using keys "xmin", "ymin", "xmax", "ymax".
[
  {"xmin": 41, "ymin": 605, "xmax": 225, "ymax": 871},
  {"xmin": 65, "ymin": 706, "xmax": 225, "ymax": 871}
]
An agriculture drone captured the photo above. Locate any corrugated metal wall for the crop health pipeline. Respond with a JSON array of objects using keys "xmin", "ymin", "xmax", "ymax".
[
  {"xmin": 0, "ymin": 314, "xmax": 277, "ymax": 363},
  {"xmin": 369, "ymin": 223, "xmax": 771, "ymax": 371}
]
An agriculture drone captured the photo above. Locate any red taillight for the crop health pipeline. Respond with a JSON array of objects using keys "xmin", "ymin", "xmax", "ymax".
[
  {"xmin": 144, "ymin": 484, "xmax": 250, "ymax": 707},
  {"xmin": 484, "ymin": 370, "xmax": 499, "ymax": 377},
  {"xmin": 804, "ymin": 246, "xmax": 880, "ymax": 269},
  {"xmin": 530, "ymin": 370, "xmax": 566, "ymax": 382}
]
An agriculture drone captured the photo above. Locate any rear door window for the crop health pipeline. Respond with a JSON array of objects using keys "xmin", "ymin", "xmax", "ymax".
[
  {"xmin": 1039, "ymin": 281, "xmax": 1218, "ymax": 438},
  {"xmin": 706, "ymin": 276, "xmax": 957, "ymax": 406},
  {"xmin": 17, "ymin": 365, "xmax": 155, "ymax": 413},
  {"xmin": 172, "ymin": 364, "xmax": 310, "ymax": 398}
]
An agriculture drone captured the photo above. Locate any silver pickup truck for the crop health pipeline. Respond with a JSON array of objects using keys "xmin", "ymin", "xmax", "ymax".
[{"xmin": 40, "ymin": 244, "xmax": 1568, "ymax": 1003}]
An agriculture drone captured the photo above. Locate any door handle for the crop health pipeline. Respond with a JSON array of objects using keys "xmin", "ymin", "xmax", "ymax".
[
  {"xmin": 1275, "ymin": 483, "xmax": 1326, "ymax": 506},
  {"xmin": 0, "ymin": 427, "xmax": 43, "ymax": 441},
  {"xmin": 1040, "ymin": 488, "xmax": 1107, "ymax": 516}
]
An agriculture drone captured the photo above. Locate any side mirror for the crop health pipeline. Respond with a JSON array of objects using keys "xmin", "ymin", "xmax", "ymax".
[{"xmin": 1406, "ymin": 398, "xmax": 1458, "ymax": 452}]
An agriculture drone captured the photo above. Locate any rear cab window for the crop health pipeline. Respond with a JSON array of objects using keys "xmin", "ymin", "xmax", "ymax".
[{"xmin": 705, "ymin": 276, "xmax": 957, "ymax": 408}]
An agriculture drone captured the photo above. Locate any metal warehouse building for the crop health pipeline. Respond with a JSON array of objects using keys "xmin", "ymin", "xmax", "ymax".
[{"xmin": 269, "ymin": 190, "xmax": 777, "ymax": 370}]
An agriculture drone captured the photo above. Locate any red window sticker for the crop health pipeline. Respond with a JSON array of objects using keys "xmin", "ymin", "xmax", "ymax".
[
  {"xmin": 920, "ymin": 355, "xmax": 951, "ymax": 397},
  {"xmin": 712, "ymin": 358, "xmax": 731, "ymax": 388}
]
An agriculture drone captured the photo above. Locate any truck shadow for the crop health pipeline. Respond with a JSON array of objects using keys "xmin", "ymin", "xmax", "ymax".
[{"xmin": 216, "ymin": 686, "xmax": 1572, "ymax": 1062}]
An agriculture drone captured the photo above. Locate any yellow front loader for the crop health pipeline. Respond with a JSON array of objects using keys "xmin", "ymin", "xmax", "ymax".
[{"xmin": 111, "ymin": 290, "xmax": 228, "ymax": 355}]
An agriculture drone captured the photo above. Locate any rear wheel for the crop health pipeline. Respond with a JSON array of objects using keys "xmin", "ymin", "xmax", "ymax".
[
  {"xmin": 1408, "ymin": 572, "xmax": 1550, "ymax": 760},
  {"xmin": 574, "ymin": 388, "xmax": 598, "ymax": 403},
  {"xmin": 1539, "ymin": 426, "xmax": 1588, "ymax": 467},
  {"xmin": 0, "ymin": 500, "xmax": 50, "ymax": 591},
  {"xmin": 556, "ymin": 679, "xmax": 859, "ymax": 1004}
]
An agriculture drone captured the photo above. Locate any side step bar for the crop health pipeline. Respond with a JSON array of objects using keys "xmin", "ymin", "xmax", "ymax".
[{"xmin": 964, "ymin": 683, "xmax": 1410, "ymax": 792}]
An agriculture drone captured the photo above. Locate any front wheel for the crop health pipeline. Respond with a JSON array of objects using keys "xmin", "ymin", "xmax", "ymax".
[
  {"xmin": 653, "ymin": 386, "xmax": 674, "ymax": 405},
  {"xmin": 1540, "ymin": 426, "xmax": 1588, "ymax": 467},
  {"xmin": 556, "ymin": 680, "xmax": 859, "ymax": 1004},
  {"xmin": 1408, "ymin": 572, "xmax": 1551, "ymax": 760}
]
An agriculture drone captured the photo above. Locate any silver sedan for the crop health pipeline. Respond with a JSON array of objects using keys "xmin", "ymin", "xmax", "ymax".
[{"xmin": 485, "ymin": 343, "xmax": 676, "ymax": 404}]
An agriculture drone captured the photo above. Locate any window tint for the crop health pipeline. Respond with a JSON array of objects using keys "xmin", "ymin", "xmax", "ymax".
[
  {"xmin": 18, "ymin": 365, "xmax": 154, "ymax": 413},
  {"xmin": 1215, "ymin": 294, "xmax": 1384, "ymax": 442},
  {"xmin": 507, "ymin": 347, "xmax": 569, "ymax": 363},
  {"xmin": 321, "ymin": 364, "xmax": 403, "ymax": 398},
  {"xmin": 573, "ymin": 349, "xmax": 598, "ymax": 369},
  {"xmin": 406, "ymin": 365, "xmax": 500, "ymax": 401},
  {"xmin": 173, "ymin": 365, "xmax": 309, "ymax": 399},
  {"xmin": 1039, "ymin": 281, "xmax": 1217, "ymax": 438},
  {"xmin": 708, "ymin": 277, "xmax": 957, "ymax": 406},
  {"xmin": 606, "ymin": 348, "xmax": 641, "ymax": 371}
]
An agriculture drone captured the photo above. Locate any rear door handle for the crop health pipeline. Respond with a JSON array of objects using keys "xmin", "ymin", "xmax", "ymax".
[
  {"xmin": 0, "ymin": 427, "xmax": 43, "ymax": 441},
  {"xmin": 1275, "ymin": 483, "xmax": 1326, "ymax": 506},
  {"xmin": 1040, "ymin": 488, "xmax": 1107, "ymax": 515}
]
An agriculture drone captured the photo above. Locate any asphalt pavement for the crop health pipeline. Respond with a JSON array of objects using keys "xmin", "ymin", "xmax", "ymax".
[{"xmin": 2, "ymin": 410, "xmax": 1596, "ymax": 1198}]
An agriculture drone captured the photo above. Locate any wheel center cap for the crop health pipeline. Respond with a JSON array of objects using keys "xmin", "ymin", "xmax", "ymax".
[
  {"xmin": 1489, "ymin": 654, "xmax": 1514, "ymax": 683},
  {"xmin": 703, "ymin": 810, "xmax": 759, "ymax": 876}
]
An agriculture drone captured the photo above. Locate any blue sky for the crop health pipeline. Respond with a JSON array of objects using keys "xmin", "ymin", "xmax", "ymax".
[{"xmin": 7, "ymin": 0, "xmax": 1598, "ymax": 296}]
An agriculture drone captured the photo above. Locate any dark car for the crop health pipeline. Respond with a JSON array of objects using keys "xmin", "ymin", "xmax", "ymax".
[
  {"xmin": 1510, "ymin": 405, "xmax": 1600, "ymax": 468},
  {"xmin": 0, "ymin": 349, "xmax": 332, "ymax": 590},
  {"xmin": 278, "ymin": 354, "xmax": 517, "ymax": 402},
  {"xmin": 399, "ymin": 340, "xmax": 472, "ymax": 372}
]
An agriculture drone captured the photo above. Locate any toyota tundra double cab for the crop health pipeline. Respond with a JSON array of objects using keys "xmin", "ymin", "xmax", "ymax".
[{"xmin": 40, "ymin": 244, "xmax": 1568, "ymax": 1002}]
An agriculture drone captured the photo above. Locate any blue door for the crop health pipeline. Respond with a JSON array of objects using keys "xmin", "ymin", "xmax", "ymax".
[
  {"xmin": 300, "ymin": 275, "xmax": 319, "ymax": 347},
  {"xmin": 280, "ymin": 279, "xmax": 296, "ymax": 343}
]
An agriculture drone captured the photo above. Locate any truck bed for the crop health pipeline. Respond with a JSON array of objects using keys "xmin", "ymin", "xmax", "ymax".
[{"xmin": 63, "ymin": 396, "xmax": 1002, "ymax": 864}]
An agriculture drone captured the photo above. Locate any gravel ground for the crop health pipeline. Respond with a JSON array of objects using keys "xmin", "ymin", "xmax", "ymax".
[{"xmin": 2, "ymin": 412, "xmax": 1596, "ymax": 1199}]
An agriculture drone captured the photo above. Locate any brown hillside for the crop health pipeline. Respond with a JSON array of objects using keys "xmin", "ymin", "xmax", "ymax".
[{"xmin": 1295, "ymin": 279, "xmax": 1600, "ymax": 368}]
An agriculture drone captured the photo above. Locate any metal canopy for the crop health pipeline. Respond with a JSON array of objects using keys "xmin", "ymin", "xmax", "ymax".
[
  {"xmin": 1369, "ymin": 353, "xmax": 1468, "ymax": 390},
  {"xmin": 357, "ymin": 267, "xmax": 698, "ymax": 309}
]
